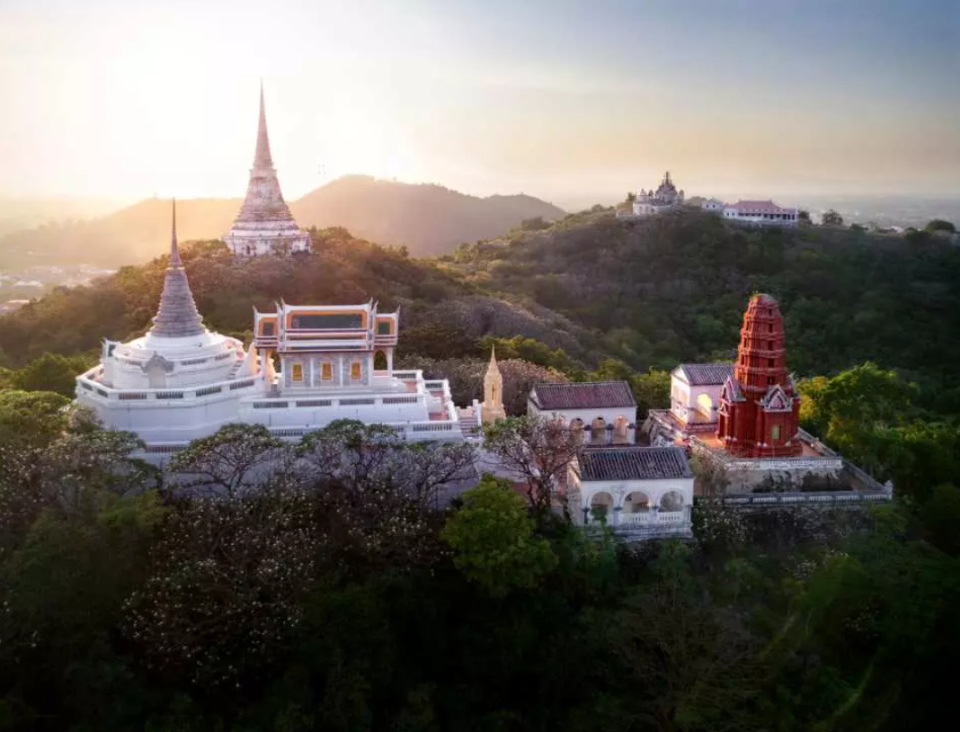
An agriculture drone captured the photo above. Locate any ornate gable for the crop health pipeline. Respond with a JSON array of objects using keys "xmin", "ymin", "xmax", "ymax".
[
  {"xmin": 720, "ymin": 375, "xmax": 744, "ymax": 402},
  {"xmin": 759, "ymin": 384, "xmax": 792, "ymax": 412}
]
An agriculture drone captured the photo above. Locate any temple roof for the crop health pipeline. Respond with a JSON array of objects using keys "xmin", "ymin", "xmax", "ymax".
[
  {"xmin": 530, "ymin": 381, "xmax": 636, "ymax": 411},
  {"xmin": 149, "ymin": 200, "xmax": 206, "ymax": 339},
  {"xmin": 675, "ymin": 363, "xmax": 734, "ymax": 386},
  {"xmin": 578, "ymin": 446, "xmax": 693, "ymax": 482}
]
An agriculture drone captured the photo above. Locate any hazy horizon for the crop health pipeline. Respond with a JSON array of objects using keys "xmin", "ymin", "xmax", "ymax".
[{"xmin": 1, "ymin": 0, "xmax": 958, "ymax": 205}]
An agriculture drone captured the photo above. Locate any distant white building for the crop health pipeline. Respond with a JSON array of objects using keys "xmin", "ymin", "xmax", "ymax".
[
  {"xmin": 716, "ymin": 199, "xmax": 799, "ymax": 227},
  {"xmin": 701, "ymin": 198, "xmax": 724, "ymax": 213},
  {"xmin": 631, "ymin": 171, "xmax": 685, "ymax": 216}
]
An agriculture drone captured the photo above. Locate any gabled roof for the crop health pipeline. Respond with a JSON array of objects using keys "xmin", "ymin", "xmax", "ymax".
[
  {"xmin": 530, "ymin": 381, "xmax": 636, "ymax": 411},
  {"xmin": 720, "ymin": 375, "xmax": 745, "ymax": 402},
  {"xmin": 674, "ymin": 363, "xmax": 733, "ymax": 386},
  {"xmin": 578, "ymin": 447, "xmax": 693, "ymax": 482}
]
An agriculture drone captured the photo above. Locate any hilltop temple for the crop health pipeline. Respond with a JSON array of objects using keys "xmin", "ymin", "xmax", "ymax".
[
  {"xmin": 223, "ymin": 84, "xmax": 312, "ymax": 257},
  {"xmin": 77, "ymin": 202, "xmax": 467, "ymax": 454},
  {"xmin": 632, "ymin": 171, "xmax": 685, "ymax": 216}
]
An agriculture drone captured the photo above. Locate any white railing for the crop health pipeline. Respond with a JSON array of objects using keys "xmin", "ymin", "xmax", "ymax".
[
  {"xmin": 719, "ymin": 491, "xmax": 892, "ymax": 506},
  {"xmin": 78, "ymin": 370, "xmax": 260, "ymax": 403},
  {"xmin": 617, "ymin": 509, "xmax": 688, "ymax": 526}
]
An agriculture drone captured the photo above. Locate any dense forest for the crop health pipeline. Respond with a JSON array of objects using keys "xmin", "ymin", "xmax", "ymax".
[{"xmin": 1, "ymin": 211, "xmax": 959, "ymax": 729}]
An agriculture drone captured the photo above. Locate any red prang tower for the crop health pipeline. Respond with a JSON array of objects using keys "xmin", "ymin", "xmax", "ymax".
[{"xmin": 717, "ymin": 293, "xmax": 802, "ymax": 457}]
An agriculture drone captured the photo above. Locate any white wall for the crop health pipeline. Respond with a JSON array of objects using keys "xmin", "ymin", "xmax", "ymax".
[
  {"xmin": 670, "ymin": 374, "xmax": 724, "ymax": 425},
  {"xmin": 528, "ymin": 403, "xmax": 637, "ymax": 427}
]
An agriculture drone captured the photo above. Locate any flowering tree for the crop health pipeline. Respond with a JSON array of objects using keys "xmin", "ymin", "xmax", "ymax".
[
  {"xmin": 297, "ymin": 419, "xmax": 404, "ymax": 493},
  {"xmin": 167, "ymin": 423, "xmax": 292, "ymax": 498},
  {"xmin": 123, "ymin": 485, "xmax": 320, "ymax": 689},
  {"xmin": 483, "ymin": 415, "xmax": 582, "ymax": 519}
]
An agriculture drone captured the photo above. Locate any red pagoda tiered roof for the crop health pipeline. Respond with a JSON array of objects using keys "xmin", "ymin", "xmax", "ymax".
[{"xmin": 716, "ymin": 294, "xmax": 801, "ymax": 458}]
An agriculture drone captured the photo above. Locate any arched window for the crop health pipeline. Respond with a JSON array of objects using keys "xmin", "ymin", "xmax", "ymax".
[{"xmin": 374, "ymin": 350, "xmax": 388, "ymax": 370}]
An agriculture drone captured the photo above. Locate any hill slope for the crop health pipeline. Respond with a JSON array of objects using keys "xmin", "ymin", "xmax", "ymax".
[
  {"xmin": 0, "ymin": 177, "xmax": 565, "ymax": 268},
  {"xmin": 0, "ymin": 230, "xmax": 590, "ymax": 367},
  {"xmin": 291, "ymin": 176, "xmax": 566, "ymax": 256},
  {"xmin": 445, "ymin": 208, "xmax": 960, "ymax": 395}
]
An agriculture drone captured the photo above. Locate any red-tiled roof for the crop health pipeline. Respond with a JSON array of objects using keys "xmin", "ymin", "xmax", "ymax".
[
  {"xmin": 531, "ymin": 381, "xmax": 636, "ymax": 410},
  {"xmin": 674, "ymin": 363, "xmax": 733, "ymax": 386},
  {"xmin": 578, "ymin": 447, "xmax": 692, "ymax": 481},
  {"xmin": 727, "ymin": 200, "xmax": 797, "ymax": 215}
]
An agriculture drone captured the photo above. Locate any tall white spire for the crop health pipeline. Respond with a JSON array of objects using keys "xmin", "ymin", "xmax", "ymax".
[
  {"xmin": 254, "ymin": 79, "xmax": 274, "ymax": 170},
  {"xmin": 224, "ymin": 82, "xmax": 312, "ymax": 257}
]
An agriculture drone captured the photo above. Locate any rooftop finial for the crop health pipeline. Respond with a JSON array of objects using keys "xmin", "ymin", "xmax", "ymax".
[
  {"xmin": 170, "ymin": 198, "xmax": 181, "ymax": 267},
  {"xmin": 254, "ymin": 80, "xmax": 274, "ymax": 169},
  {"xmin": 488, "ymin": 343, "xmax": 498, "ymax": 370}
]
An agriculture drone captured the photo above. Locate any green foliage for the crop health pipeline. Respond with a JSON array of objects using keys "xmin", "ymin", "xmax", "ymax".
[
  {"xmin": 821, "ymin": 209, "xmax": 844, "ymax": 226},
  {"xmin": 7, "ymin": 352, "xmax": 92, "ymax": 396},
  {"xmin": 925, "ymin": 219, "xmax": 956, "ymax": 233},
  {"xmin": 0, "ymin": 389, "xmax": 71, "ymax": 448},
  {"xmin": 441, "ymin": 475, "xmax": 557, "ymax": 596}
]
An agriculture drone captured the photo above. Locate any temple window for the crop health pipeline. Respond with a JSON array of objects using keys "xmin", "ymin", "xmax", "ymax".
[
  {"xmin": 291, "ymin": 363, "xmax": 303, "ymax": 382},
  {"xmin": 261, "ymin": 321, "xmax": 275, "ymax": 337},
  {"xmin": 321, "ymin": 362, "xmax": 333, "ymax": 381},
  {"xmin": 771, "ymin": 425, "xmax": 781, "ymax": 441},
  {"xmin": 351, "ymin": 361, "xmax": 362, "ymax": 380}
]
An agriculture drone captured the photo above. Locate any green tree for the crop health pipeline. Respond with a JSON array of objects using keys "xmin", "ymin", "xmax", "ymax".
[
  {"xmin": 0, "ymin": 389, "xmax": 71, "ymax": 449},
  {"xmin": 631, "ymin": 368, "xmax": 671, "ymax": 418},
  {"xmin": 821, "ymin": 209, "xmax": 844, "ymax": 227},
  {"xmin": 925, "ymin": 219, "xmax": 956, "ymax": 233},
  {"xmin": 9, "ymin": 352, "xmax": 92, "ymax": 397},
  {"xmin": 441, "ymin": 475, "xmax": 557, "ymax": 597}
]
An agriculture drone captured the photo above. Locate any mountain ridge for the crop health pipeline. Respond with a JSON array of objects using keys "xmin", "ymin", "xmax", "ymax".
[{"xmin": 0, "ymin": 177, "xmax": 565, "ymax": 269}]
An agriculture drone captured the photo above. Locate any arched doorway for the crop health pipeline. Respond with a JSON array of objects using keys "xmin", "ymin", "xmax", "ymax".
[
  {"xmin": 589, "ymin": 491, "xmax": 614, "ymax": 523},
  {"xmin": 613, "ymin": 415, "xmax": 630, "ymax": 443},
  {"xmin": 374, "ymin": 350, "xmax": 388, "ymax": 371},
  {"xmin": 622, "ymin": 491, "xmax": 650, "ymax": 513},
  {"xmin": 660, "ymin": 491, "xmax": 685, "ymax": 512},
  {"xmin": 591, "ymin": 417, "xmax": 607, "ymax": 445},
  {"xmin": 697, "ymin": 393, "xmax": 714, "ymax": 420}
]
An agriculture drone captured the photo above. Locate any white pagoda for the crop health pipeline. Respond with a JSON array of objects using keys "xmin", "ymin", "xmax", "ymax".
[
  {"xmin": 77, "ymin": 202, "xmax": 465, "ymax": 456},
  {"xmin": 223, "ymin": 84, "xmax": 311, "ymax": 257}
]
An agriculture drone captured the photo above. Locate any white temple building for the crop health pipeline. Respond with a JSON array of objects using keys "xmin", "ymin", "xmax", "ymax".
[
  {"xmin": 223, "ymin": 84, "xmax": 312, "ymax": 257},
  {"xmin": 77, "ymin": 202, "xmax": 465, "ymax": 457},
  {"xmin": 568, "ymin": 446, "xmax": 694, "ymax": 539},
  {"xmin": 631, "ymin": 171, "xmax": 685, "ymax": 216},
  {"xmin": 701, "ymin": 198, "xmax": 799, "ymax": 227}
]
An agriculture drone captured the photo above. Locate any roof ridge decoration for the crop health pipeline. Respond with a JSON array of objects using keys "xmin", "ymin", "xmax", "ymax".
[{"xmin": 149, "ymin": 199, "xmax": 206, "ymax": 339}]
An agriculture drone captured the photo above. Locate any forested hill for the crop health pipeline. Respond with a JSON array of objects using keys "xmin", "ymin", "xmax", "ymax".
[
  {"xmin": 291, "ymin": 176, "xmax": 566, "ymax": 256},
  {"xmin": 0, "ymin": 177, "xmax": 565, "ymax": 268},
  {"xmin": 446, "ymin": 208, "xmax": 960, "ymax": 401},
  {"xmin": 0, "ymin": 229, "xmax": 590, "ymax": 368}
]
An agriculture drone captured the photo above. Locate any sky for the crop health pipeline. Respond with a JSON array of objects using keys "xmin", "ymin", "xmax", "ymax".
[{"xmin": 0, "ymin": 0, "xmax": 957, "ymax": 208}]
